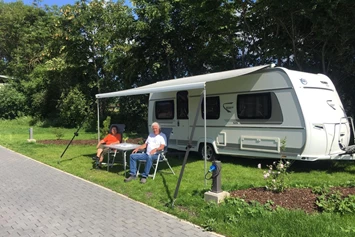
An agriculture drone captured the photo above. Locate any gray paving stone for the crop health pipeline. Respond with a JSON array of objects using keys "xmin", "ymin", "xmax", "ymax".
[{"xmin": 0, "ymin": 145, "xmax": 223, "ymax": 237}]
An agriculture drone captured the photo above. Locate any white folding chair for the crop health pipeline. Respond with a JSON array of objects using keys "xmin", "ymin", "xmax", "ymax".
[{"xmin": 137, "ymin": 128, "xmax": 175, "ymax": 179}]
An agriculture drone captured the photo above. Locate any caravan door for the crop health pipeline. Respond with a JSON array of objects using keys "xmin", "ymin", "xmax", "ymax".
[{"xmin": 174, "ymin": 91, "xmax": 190, "ymax": 149}]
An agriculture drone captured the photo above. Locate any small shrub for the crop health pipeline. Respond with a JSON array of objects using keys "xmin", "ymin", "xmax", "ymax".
[
  {"xmin": 316, "ymin": 189, "xmax": 355, "ymax": 215},
  {"xmin": 54, "ymin": 128, "xmax": 65, "ymax": 140},
  {"xmin": 258, "ymin": 137, "xmax": 290, "ymax": 193},
  {"xmin": 258, "ymin": 159, "xmax": 291, "ymax": 193},
  {"xmin": 100, "ymin": 116, "xmax": 111, "ymax": 138},
  {"xmin": 57, "ymin": 88, "xmax": 92, "ymax": 128},
  {"xmin": 0, "ymin": 85, "xmax": 28, "ymax": 119}
]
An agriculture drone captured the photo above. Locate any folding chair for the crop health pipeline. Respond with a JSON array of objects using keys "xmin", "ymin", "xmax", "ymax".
[
  {"xmin": 136, "ymin": 127, "xmax": 175, "ymax": 179},
  {"xmin": 105, "ymin": 124, "xmax": 125, "ymax": 170}
]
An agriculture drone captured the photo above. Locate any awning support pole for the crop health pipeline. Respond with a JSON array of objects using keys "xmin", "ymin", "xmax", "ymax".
[
  {"xmin": 172, "ymin": 86, "xmax": 205, "ymax": 207},
  {"xmin": 97, "ymin": 99, "xmax": 100, "ymax": 142},
  {"xmin": 203, "ymin": 87, "xmax": 207, "ymax": 186}
]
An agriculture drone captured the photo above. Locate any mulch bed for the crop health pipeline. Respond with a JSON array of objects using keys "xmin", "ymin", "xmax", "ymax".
[{"xmin": 230, "ymin": 186, "xmax": 355, "ymax": 213}]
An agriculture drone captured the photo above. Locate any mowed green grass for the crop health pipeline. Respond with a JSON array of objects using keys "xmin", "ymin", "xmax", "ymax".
[{"xmin": 1, "ymin": 117, "xmax": 355, "ymax": 237}]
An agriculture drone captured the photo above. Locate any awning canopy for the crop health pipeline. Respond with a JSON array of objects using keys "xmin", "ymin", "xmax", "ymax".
[{"xmin": 96, "ymin": 64, "xmax": 270, "ymax": 99}]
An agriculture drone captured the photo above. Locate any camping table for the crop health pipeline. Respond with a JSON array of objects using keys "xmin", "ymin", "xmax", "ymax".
[{"xmin": 104, "ymin": 143, "xmax": 140, "ymax": 176}]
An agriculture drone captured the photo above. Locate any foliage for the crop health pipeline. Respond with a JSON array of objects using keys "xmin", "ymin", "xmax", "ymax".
[
  {"xmin": 117, "ymin": 95, "xmax": 148, "ymax": 133},
  {"xmin": 57, "ymin": 87, "xmax": 92, "ymax": 128},
  {"xmin": 101, "ymin": 116, "xmax": 111, "ymax": 138},
  {"xmin": 314, "ymin": 187, "xmax": 355, "ymax": 215},
  {"xmin": 122, "ymin": 134, "xmax": 129, "ymax": 143},
  {"xmin": 259, "ymin": 159, "xmax": 291, "ymax": 193},
  {"xmin": 53, "ymin": 127, "xmax": 65, "ymax": 140},
  {"xmin": 258, "ymin": 138, "xmax": 290, "ymax": 192},
  {"xmin": 0, "ymin": 85, "xmax": 28, "ymax": 119}
]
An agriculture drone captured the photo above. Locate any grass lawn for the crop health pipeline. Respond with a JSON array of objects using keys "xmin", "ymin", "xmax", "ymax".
[{"xmin": 1, "ymin": 117, "xmax": 355, "ymax": 237}]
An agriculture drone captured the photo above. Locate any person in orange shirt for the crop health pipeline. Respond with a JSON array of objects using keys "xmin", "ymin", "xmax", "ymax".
[{"xmin": 92, "ymin": 125, "xmax": 121, "ymax": 167}]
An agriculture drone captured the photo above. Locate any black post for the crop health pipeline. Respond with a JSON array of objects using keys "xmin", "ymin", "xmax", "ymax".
[
  {"xmin": 57, "ymin": 102, "xmax": 94, "ymax": 164},
  {"xmin": 57, "ymin": 119, "xmax": 86, "ymax": 164}
]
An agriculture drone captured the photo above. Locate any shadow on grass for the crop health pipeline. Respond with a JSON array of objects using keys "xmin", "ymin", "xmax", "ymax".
[
  {"xmin": 57, "ymin": 154, "xmax": 88, "ymax": 163},
  {"xmin": 214, "ymin": 154, "xmax": 355, "ymax": 174},
  {"xmin": 192, "ymin": 188, "xmax": 210, "ymax": 198},
  {"xmin": 160, "ymin": 173, "xmax": 174, "ymax": 205},
  {"xmin": 290, "ymin": 160, "xmax": 355, "ymax": 174}
]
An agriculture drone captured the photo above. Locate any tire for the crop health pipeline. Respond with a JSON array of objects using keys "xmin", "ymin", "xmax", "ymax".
[{"xmin": 199, "ymin": 143, "xmax": 216, "ymax": 161}]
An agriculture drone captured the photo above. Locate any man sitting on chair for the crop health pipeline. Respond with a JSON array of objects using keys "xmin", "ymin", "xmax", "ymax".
[
  {"xmin": 124, "ymin": 122, "xmax": 166, "ymax": 184},
  {"xmin": 92, "ymin": 125, "xmax": 121, "ymax": 168}
]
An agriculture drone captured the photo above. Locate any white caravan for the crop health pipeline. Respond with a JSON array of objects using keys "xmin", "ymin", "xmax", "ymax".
[{"xmin": 147, "ymin": 66, "xmax": 355, "ymax": 161}]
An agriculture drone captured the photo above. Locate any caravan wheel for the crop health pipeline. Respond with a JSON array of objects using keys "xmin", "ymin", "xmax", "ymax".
[{"xmin": 199, "ymin": 143, "xmax": 216, "ymax": 161}]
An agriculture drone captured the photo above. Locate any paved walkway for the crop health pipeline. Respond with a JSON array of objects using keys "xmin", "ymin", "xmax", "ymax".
[{"xmin": 0, "ymin": 146, "xmax": 222, "ymax": 237}]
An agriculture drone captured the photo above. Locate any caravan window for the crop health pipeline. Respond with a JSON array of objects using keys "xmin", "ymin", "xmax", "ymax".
[
  {"xmin": 237, "ymin": 93, "xmax": 271, "ymax": 119},
  {"xmin": 155, "ymin": 100, "xmax": 174, "ymax": 119},
  {"xmin": 201, "ymin": 96, "xmax": 220, "ymax": 119},
  {"xmin": 177, "ymin": 91, "xmax": 189, "ymax": 119}
]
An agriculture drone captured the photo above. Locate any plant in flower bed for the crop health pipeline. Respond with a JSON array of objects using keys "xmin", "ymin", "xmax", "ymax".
[
  {"xmin": 313, "ymin": 186, "xmax": 355, "ymax": 215},
  {"xmin": 258, "ymin": 159, "xmax": 291, "ymax": 193},
  {"xmin": 258, "ymin": 137, "xmax": 291, "ymax": 193}
]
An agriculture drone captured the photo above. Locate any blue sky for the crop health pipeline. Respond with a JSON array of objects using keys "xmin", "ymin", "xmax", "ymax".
[{"xmin": 4, "ymin": 0, "xmax": 132, "ymax": 8}]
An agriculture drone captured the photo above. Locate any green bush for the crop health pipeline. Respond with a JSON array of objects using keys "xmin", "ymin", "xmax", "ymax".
[
  {"xmin": 315, "ymin": 188, "xmax": 355, "ymax": 215},
  {"xmin": 57, "ymin": 87, "xmax": 92, "ymax": 128},
  {"xmin": 100, "ymin": 116, "xmax": 111, "ymax": 139},
  {"xmin": 0, "ymin": 85, "xmax": 28, "ymax": 119},
  {"xmin": 53, "ymin": 127, "xmax": 65, "ymax": 140}
]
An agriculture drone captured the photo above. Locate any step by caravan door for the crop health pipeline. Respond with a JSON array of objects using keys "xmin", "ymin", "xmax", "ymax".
[{"xmin": 174, "ymin": 91, "xmax": 190, "ymax": 149}]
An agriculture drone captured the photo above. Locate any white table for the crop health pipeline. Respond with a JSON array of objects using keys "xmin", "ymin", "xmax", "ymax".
[{"xmin": 104, "ymin": 143, "xmax": 140, "ymax": 175}]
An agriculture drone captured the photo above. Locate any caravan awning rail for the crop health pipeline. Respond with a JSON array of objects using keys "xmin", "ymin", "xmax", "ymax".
[{"xmin": 95, "ymin": 64, "xmax": 270, "ymax": 99}]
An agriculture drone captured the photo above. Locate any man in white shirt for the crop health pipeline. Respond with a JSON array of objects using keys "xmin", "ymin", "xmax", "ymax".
[{"xmin": 124, "ymin": 122, "xmax": 166, "ymax": 184}]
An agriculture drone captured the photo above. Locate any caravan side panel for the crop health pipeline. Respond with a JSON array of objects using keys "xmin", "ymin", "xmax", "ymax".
[
  {"xmin": 188, "ymin": 69, "xmax": 306, "ymax": 159},
  {"xmin": 148, "ymin": 67, "xmax": 350, "ymax": 161}
]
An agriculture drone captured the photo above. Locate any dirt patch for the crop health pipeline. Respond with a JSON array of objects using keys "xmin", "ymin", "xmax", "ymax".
[{"xmin": 230, "ymin": 186, "xmax": 355, "ymax": 213}]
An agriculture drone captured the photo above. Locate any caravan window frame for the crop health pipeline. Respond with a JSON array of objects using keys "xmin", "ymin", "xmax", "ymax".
[
  {"xmin": 201, "ymin": 96, "xmax": 220, "ymax": 120},
  {"xmin": 177, "ymin": 91, "xmax": 189, "ymax": 119},
  {"xmin": 155, "ymin": 100, "xmax": 174, "ymax": 120},
  {"xmin": 237, "ymin": 93, "xmax": 272, "ymax": 119}
]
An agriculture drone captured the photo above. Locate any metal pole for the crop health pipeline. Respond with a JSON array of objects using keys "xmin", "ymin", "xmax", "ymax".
[
  {"xmin": 173, "ymin": 90, "xmax": 204, "ymax": 206},
  {"xmin": 58, "ymin": 118, "xmax": 86, "ymax": 163},
  {"xmin": 29, "ymin": 127, "xmax": 33, "ymax": 140},
  {"xmin": 97, "ymin": 99, "xmax": 100, "ymax": 142},
  {"xmin": 203, "ymin": 88, "xmax": 207, "ymax": 186},
  {"xmin": 58, "ymin": 102, "xmax": 94, "ymax": 164}
]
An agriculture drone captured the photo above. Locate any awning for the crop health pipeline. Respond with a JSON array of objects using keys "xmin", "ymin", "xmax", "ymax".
[{"xmin": 96, "ymin": 64, "xmax": 270, "ymax": 99}]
